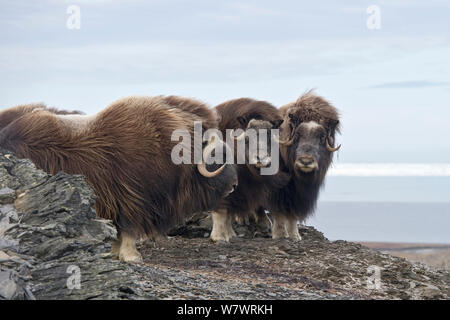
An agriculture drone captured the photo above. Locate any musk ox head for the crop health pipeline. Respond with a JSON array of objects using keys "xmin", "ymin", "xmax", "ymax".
[
  {"xmin": 198, "ymin": 134, "xmax": 238, "ymax": 196},
  {"xmin": 278, "ymin": 92, "xmax": 341, "ymax": 177},
  {"xmin": 231, "ymin": 116, "xmax": 283, "ymax": 170},
  {"xmin": 203, "ymin": 161, "xmax": 238, "ymax": 198},
  {"xmin": 215, "ymin": 98, "xmax": 283, "ymax": 172}
]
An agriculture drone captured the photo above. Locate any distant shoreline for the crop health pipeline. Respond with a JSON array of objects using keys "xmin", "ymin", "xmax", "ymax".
[
  {"xmin": 358, "ymin": 241, "xmax": 450, "ymax": 251},
  {"xmin": 358, "ymin": 242, "xmax": 450, "ymax": 269}
]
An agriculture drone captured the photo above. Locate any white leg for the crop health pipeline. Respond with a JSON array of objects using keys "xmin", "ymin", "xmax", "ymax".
[
  {"xmin": 211, "ymin": 211, "xmax": 233, "ymax": 242},
  {"xmin": 286, "ymin": 218, "xmax": 302, "ymax": 241},
  {"xmin": 118, "ymin": 233, "xmax": 143, "ymax": 263},
  {"xmin": 235, "ymin": 215, "xmax": 245, "ymax": 225},
  {"xmin": 272, "ymin": 214, "xmax": 288, "ymax": 239}
]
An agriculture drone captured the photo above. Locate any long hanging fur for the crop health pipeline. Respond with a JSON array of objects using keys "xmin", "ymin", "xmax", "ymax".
[
  {"xmin": 215, "ymin": 98, "xmax": 289, "ymax": 218},
  {"xmin": 0, "ymin": 96, "xmax": 237, "ymax": 237},
  {"xmin": 270, "ymin": 91, "xmax": 341, "ymax": 221}
]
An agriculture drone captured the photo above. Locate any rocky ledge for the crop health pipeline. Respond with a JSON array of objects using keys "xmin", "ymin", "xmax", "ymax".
[{"xmin": 0, "ymin": 149, "xmax": 448, "ymax": 300}]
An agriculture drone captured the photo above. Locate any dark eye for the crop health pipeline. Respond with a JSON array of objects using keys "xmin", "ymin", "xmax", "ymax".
[
  {"xmin": 288, "ymin": 113, "xmax": 297, "ymax": 123},
  {"xmin": 288, "ymin": 114, "xmax": 298, "ymax": 128}
]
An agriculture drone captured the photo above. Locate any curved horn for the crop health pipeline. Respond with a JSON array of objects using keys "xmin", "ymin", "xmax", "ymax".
[
  {"xmin": 272, "ymin": 130, "xmax": 294, "ymax": 146},
  {"xmin": 272, "ymin": 133, "xmax": 294, "ymax": 146},
  {"xmin": 326, "ymin": 137, "xmax": 341, "ymax": 152},
  {"xmin": 197, "ymin": 162, "xmax": 225, "ymax": 178},
  {"xmin": 197, "ymin": 135, "xmax": 226, "ymax": 178}
]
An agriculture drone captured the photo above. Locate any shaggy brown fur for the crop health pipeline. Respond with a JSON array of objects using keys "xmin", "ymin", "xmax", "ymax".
[
  {"xmin": 211, "ymin": 98, "xmax": 289, "ymax": 241},
  {"xmin": 162, "ymin": 96, "xmax": 218, "ymax": 130},
  {"xmin": 0, "ymin": 103, "xmax": 83, "ymax": 130},
  {"xmin": 0, "ymin": 96, "xmax": 237, "ymax": 260},
  {"xmin": 216, "ymin": 98, "xmax": 283, "ymax": 133},
  {"xmin": 269, "ymin": 91, "xmax": 340, "ymax": 233},
  {"xmin": 279, "ymin": 93, "xmax": 340, "ymax": 133}
]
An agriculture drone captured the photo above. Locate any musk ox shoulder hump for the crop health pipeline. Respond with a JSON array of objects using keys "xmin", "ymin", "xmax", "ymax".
[
  {"xmin": 161, "ymin": 95, "xmax": 217, "ymax": 129},
  {"xmin": 53, "ymin": 113, "xmax": 98, "ymax": 133},
  {"xmin": 98, "ymin": 96, "xmax": 201, "ymax": 127}
]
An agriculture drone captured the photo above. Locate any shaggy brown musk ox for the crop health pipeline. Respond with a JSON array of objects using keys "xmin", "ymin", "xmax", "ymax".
[
  {"xmin": 0, "ymin": 96, "xmax": 238, "ymax": 262},
  {"xmin": 269, "ymin": 91, "xmax": 341, "ymax": 240},
  {"xmin": 211, "ymin": 98, "xmax": 290, "ymax": 241}
]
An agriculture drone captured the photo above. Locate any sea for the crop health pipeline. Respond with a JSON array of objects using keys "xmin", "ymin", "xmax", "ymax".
[{"xmin": 305, "ymin": 164, "xmax": 450, "ymax": 244}]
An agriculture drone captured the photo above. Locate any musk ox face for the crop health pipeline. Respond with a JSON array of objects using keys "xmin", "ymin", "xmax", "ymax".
[
  {"xmin": 292, "ymin": 120, "xmax": 329, "ymax": 174},
  {"xmin": 234, "ymin": 116, "xmax": 283, "ymax": 169},
  {"xmin": 280, "ymin": 113, "xmax": 340, "ymax": 176},
  {"xmin": 206, "ymin": 161, "xmax": 238, "ymax": 197}
]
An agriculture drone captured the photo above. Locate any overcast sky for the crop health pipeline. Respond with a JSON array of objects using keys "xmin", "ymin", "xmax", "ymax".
[{"xmin": 1, "ymin": 0, "xmax": 449, "ymax": 163}]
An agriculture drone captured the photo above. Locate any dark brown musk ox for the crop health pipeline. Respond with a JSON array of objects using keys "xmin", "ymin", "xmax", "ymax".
[
  {"xmin": 269, "ymin": 91, "xmax": 341, "ymax": 240},
  {"xmin": 211, "ymin": 98, "xmax": 290, "ymax": 242},
  {"xmin": 0, "ymin": 96, "xmax": 238, "ymax": 262}
]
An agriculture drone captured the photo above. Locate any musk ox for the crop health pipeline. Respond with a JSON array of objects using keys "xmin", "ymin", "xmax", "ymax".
[
  {"xmin": 210, "ymin": 98, "xmax": 289, "ymax": 241},
  {"xmin": 269, "ymin": 91, "xmax": 341, "ymax": 240},
  {"xmin": 0, "ymin": 96, "xmax": 238, "ymax": 262}
]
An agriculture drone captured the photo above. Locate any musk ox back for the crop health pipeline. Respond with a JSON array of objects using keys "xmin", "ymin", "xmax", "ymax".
[
  {"xmin": 0, "ymin": 96, "xmax": 237, "ymax": 262},
  {"xmin": 269, "ymin": 91, "xmax": 341, "ymax": 240},
  {"xmin": 0, "ymin": 103, "xmax": 83, "ymax": 130},
  {"xmin": 210, "ymin": 98, "xmax": 289, "ymax": 242}
]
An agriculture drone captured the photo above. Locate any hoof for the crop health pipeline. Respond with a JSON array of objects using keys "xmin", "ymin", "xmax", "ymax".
[
  {"xmin": 119, "ymin": 252, "xmax": 143, "ymax": 263},
  {"xmin": 211, "ymin": 239, "xmax": 231, "ymax": 246},
  {"xmin": 271, "ymin": 232, "xmax": 288, "ymax": 240},
  {"xmin": 210, "ymin": 233, "xmax": 231, "ymax": 243},
  {"xmin": 288, "ymin": 234, "xmax": 302, "ymax": 242}
]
